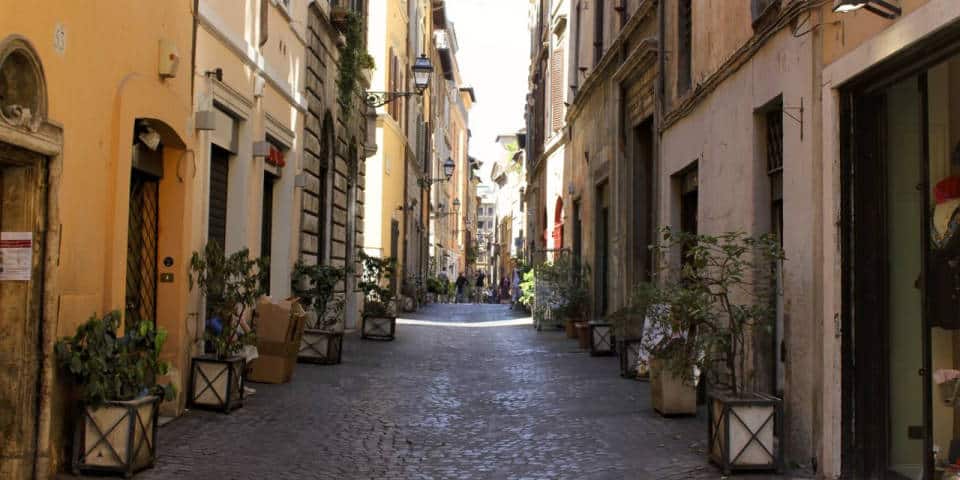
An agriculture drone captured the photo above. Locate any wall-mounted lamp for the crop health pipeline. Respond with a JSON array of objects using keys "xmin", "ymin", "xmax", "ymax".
[
  {"xmin": 366, "ymin": 54, "xmax": 434, "ymax": 107},
  {"xmin": 204, "ymin": 67, "xmax": 223, "ymax": 82},
  {"xmin": 832, "ymin": 0, "xmax": 901, "ymax": 18}
]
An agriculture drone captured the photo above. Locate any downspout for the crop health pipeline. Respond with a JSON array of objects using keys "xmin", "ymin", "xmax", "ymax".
[{"xmin": 655, "ymin": 0, "xmax": 665, "ymax": 253}]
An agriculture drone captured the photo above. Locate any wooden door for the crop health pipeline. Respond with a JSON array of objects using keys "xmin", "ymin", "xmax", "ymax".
[{"xmin": 0, "ymin": 144, "xmax": 46, "ymax": 480}]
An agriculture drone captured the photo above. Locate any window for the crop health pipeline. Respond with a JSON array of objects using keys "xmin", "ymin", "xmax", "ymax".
[
  {"xmin": 677, "ymin": 0, "xmax": 692, "ymax": 94},
  {"xmin": 208, "ymin": 145, "xmax": 230, "ymax": 248},
  {"xmin": 550, "ymin": 47, "xmax": 564, "ymax": 132},
  {"xmin": 593, "ymin": 0, "xmax": 605, "ymax": 66},
  {"xmin": 572, "ymin": 1, "xmax": 582, "ymax": 92}
]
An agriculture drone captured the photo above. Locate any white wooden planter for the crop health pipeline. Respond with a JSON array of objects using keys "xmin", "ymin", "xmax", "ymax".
[
  {"xmin": 361, "ymin": 315, "xmax": 396, "ymax": 341},
  {"xmin": 72, "ymin": 395, "xmax": 159, "ymax": 478},
  {"xmin": 708, "ymin": 391, "xmax": 783, "ymax": 474},
  {"xmin": 298, "ymin": 329, "xmax": 343, "ymax": 364},
  {"xmin": 649, "ymin": 358, "xmax": 697, "ymax": 416},
  {"xmin": 188, "ymin": 356, "xmax": 245, "ymax": 413}
]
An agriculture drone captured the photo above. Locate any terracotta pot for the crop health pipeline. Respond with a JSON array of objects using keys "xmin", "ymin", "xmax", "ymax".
[
  {"xmin": 565, "ymin": 318, "xmax": 577, "ymax": 338},
  {"xmin": 575, "ymin": 322, "xmax": 590, "ymax": 349}
]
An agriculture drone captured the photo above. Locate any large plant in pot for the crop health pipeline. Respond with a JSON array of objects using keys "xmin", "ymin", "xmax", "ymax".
[
  {"xmin": 188, "ymin": 242, "xmax": 267, "ymax": 413},
  {"xmin": 55, "ymin": 312, "xmax": 174, "ymax": 477},
  {"xmin": 611, "ymin": 284, "xmax": 654, "ymax": 379},
  {"xmin": 293, "ymin": 261, "xmax": 347, "ymax": 364},
  {"xmin": 645, "ymin": 228, "xmax": 785, "ymax": 473},
  {"xmin": 359, "ymin": 251, "xmax": 398, "ymax": 341}
]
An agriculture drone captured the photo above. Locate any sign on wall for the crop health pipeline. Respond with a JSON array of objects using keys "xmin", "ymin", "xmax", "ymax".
[{"xmin": 0, "ymin": 232, "xmax": 33, "ymax": 281}]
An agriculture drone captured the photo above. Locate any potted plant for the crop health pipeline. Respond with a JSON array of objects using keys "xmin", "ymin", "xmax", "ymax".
[
  {"xmin": 645, "ymin": 228, "xmax": 785, "ymax": 473},
  {"xmin": 187, "ymin": 242, "xmax": 267, "ymax": 413},
  {"xmin": 55, "ymin": 312, "xmax": 174, "ymax": 477},
  {"xmin": 293, "ymin": 261, "xmax": 347, "ymax": 365},
  {"xmin": 611, "ymin": 286, "xmax": 651, "ymax": 379},
  {"xmin": 359, "ymin": 251, "xmax": 398, "ymax": 341}
]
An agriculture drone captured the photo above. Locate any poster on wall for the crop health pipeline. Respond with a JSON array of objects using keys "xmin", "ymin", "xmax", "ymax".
[{"xmin": 0, "ymin": 232, "xmax": 33, "ymax": 281}]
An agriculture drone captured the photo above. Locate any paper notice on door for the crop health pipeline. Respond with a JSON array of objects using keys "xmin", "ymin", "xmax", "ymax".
[{"xmin": 0, "ymin": 232, "xmax": 33, "ymax": 281}]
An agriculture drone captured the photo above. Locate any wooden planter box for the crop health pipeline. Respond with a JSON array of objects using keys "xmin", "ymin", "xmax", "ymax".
[
  {"xmin": 72, "ymin": 396, "xmax": 159, "ymax": 478},
  {"xmin": 564, "ymin": 318, "xmax": 577, "ymax": 338},
  {"xmin": 708, "ymin": 391, "xmax": 783, "ymax": 475},
  {"xmin": 618, "ymin": 337, "xmax": 645, "ymax": 379},
  {"xmin": 298, "ymin": 329, "xmax": 343, "ymax": 364},
  {"xmin": 575, "ymin": 322, "xmax": 590, "ymax": 349},
  {"xmin": 188, "ymin": 356, "xmax": 245, "ymax": 413},
  {"xmin": 650, "ymin": 358, "xmax": 697, "ymax": 416},
  {"xmin": 362, "ymin": 315, "xmax": 396, "ymax": 341},
  {"xmin": 589, "ymin": 322, "xmax": 615, "ymax": 356}
]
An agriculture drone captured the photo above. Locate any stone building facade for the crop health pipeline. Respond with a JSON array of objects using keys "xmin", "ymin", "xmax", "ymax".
[{"xmin": 301, "ymin": 0, "xmax": 371, "ymax": 329}]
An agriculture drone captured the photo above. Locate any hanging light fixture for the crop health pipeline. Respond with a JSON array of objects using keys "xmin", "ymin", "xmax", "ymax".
[
  {"xmin": 411, "ymin": 54, "xmax": 434, "ymax": 94},
  {"xmin": 443, "ymin": 157, "xmax": 455, "ymax": 180},
  {"xmin": 832, "ymin": 0, "xmax": 901, "ymax": 18}
]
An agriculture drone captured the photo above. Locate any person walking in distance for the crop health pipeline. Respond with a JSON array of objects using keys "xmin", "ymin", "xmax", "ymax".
[
  {"xmin": 455, "ymin": 273, "xmax": 468, "ymax": 304},
  {"xmin": 475, "ymin": 271, "xmax": 485, "ymax": 303}
]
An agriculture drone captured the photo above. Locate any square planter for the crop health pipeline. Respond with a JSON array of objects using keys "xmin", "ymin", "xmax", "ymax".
[
  {"xmin": 72, "ymin": 395, "xmax": 159, "ymax": 478},
  {"xmin": 188, "ymin": 356, "xmax": 245, "ymax": 413},
  {"xmin": 589, "ymin": 322, "xmax": 615, "ymax": 356},
  {"xmin": 565, "ymin": 318, "xmax": 577, "ymax": 338},
  {"xmin": 362, "ymin": 315, "xmax": 396, "ymax": 341},
  {"xmin": 708, "ymin": 391, "xmax": 784, "ymax": 475},
  {"xmin": 298, "ymin": 329, "xmax": 344, "ymax": 364},
  {"xmin": 649, "ymin": 358, "xmax": 697, "ymax": 416},
  {"xmin": 618, "ymin": 337, "xmax": 645, "ymax": 379},
  {"xmin": 575, "ymin": 322, "xmax": 591, "ymax": 349}
]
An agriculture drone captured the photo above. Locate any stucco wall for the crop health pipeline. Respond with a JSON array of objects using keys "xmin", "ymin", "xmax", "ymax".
[{"xmin": 659, "ymin": 25, "xmax": 818, "ymax": 467}]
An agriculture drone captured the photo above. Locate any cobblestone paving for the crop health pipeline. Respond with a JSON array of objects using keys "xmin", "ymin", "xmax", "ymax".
[{"xmin": 138, "ymin": 304, "xmax": 794, "ymax": 480}]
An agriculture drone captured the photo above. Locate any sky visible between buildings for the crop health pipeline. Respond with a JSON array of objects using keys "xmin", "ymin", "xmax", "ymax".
[{"xmin": 445, "ymin": 0, "xmax": 531, "ymax": 184}]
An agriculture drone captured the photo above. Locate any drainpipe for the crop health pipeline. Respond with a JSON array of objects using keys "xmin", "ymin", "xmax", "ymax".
[{"xmin": 654, "ymin": 0, "xmax": 666, "ymax": 262}]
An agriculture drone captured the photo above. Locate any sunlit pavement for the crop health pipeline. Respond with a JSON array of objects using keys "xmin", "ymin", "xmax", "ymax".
[{"xmin": 133, "ymin": 303, "xmax": 794, "ymax": 480}]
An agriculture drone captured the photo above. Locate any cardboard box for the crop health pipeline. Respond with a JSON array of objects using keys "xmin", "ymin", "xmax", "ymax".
[{"xmin": 247, "ymin": 297, "xmax": 307, "ymax": 384}]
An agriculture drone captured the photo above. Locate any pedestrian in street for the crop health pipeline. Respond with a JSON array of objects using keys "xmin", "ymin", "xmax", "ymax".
[
  {"xmin": 455, "ymin": 273, "xmax": 468, "ymax": 303},
  {"xmin": 475, "ymin": 271, "xmax": 485, "ymax": 303}
]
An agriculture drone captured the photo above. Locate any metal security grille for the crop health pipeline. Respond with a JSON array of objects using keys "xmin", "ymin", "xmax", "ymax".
[
  {"xmin": 767, "ymin": 108, "xmax": 784, "ymax": 238},
  {"xmin": 126, "ymin": 172, "xmax": 159, "ymax": 324}
]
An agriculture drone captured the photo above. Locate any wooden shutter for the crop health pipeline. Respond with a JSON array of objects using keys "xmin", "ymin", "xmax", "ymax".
[
  {"xmin": 259, "ymin": 0, "xmax": 269, "ymax": 47},
  {"xmin": 678, "ymin": 0, "xmax": 692, "ymax": 93},
  {"xmin": 550, "ymin": 48, "xmax": 564, "ymax": 132},
  {"xmin": 209, "ymin": 145, "xmax": 230, "ymax": 247}
]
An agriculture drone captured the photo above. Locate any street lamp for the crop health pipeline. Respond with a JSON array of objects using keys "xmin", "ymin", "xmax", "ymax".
[
  {"xmin": 832, "ymin": 0, "xmax": 901, "ymax": 18},
  {"xmin": 365, "ymin": 54, "xmax": 434, "ymax": 107},
  {"xmin": 418, "ymin": 157, "xmax": 455, "ymax": 188}
]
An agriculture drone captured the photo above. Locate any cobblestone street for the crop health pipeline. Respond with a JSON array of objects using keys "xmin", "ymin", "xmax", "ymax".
[{"xmin": 138, "ymin": 304, "xmax": 783, "ymax": 480}]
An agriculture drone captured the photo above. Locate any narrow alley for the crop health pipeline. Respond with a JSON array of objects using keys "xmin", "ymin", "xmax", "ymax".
[{"xmin": 138, "ymin": 304, "xmax": 724, "ymax": 480}]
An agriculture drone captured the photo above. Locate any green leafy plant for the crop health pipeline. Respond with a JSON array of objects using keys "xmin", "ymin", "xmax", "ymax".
[
  {"xmin": 642, "ymin": 228, "xmax": 784, "ymax": 396},
  {"xmin": 55, "ymin": 312, "xmax": 175, "ymax": 406},
  {"xmin": 518, "ymin": 267, "xmax": 536, "ymax": 308},
  {"xmin": 359, "ymin": 251, "xmax": 397, "ymax": 318},
  {"xmin": 337, "ymin": 11, "xmax": 376, "ymax": 118},
  {"xmin": 292, "ymin": 261, "xmax": 348, "ymax": 331},
  {"xmin": 189, "ymin": 242, "xmax": 268, "ymax": 359}
]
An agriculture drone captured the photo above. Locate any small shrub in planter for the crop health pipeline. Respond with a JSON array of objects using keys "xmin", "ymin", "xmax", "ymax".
[
  {"xmin": 188, "ymin": 242, "xmax": 267, "ymax": 413},
  {"xmin": 292, "ymin": 261, "xmax": 347, "ymax": 364},
  {"xmin": 645, "ymin": 228, "xmax": 785, "ymax": 473},
  {"xmin": 55, "ymin": 312, "xmax": 174, "ymax": 477},
  {"xmin": 359, "ymin": 252, "xmax": 398, "ymax": 341},
  {"xmin": 611, "ymin": 301, "xmax": 649, "ymax": 378}
]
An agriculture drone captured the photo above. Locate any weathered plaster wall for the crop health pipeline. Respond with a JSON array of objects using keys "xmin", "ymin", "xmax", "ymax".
[{"xmin": 659, "ymin": 25, "xmax": 818, "ymax": 468}]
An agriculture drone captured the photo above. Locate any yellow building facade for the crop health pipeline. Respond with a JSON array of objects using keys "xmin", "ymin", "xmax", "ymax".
[
  {"xmin": 0, "ymin": 1, "xmax": 197, "ymax": 477},
  {"xmin": 365, "ymin": 0, "xmax": 410, "ymax": 280}
]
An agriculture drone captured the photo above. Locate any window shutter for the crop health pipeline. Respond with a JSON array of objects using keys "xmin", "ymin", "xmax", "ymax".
[
  {"xmin": 259, "ymin": 0, "xmax": 269, "ymax": 47},
  {"xmin": 550, "ymin": 48, "xmax": 564, "ymax": 132}
]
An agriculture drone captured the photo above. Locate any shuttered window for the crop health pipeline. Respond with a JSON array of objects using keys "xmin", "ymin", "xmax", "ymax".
[
  {"xmin": 678, "ymin": 0, "xmax": 692, "ymax": 94},
  {"xmin": 209, "ymin": 145, "xmax": 230, "ymax": 247},
  {"xmin": 593, "ymin": 0, "xmax": 604, "ymax": 66},
  {"xmin": 550, "ymin": 47, "xmax": 564, "ymax": 132}
]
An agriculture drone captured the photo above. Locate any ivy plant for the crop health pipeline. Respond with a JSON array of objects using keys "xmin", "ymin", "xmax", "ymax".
[
  {"xmin": 337, "ymin": 11, "xmax": 376, "ymax": 119},
  {"xmin": 55, "ymin": 312, "xmax": 175, "ymax": 407},
  {"xmin": 358, "ymin": 251, "xmax": 397, "ymax": 318},
  {"xmin": 189, "ymin": 242, "xmax": 268, "ymax": 359},
  {"xmin": 292, "ymin": 261, "xmax": 347, "ymax": 331}
]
